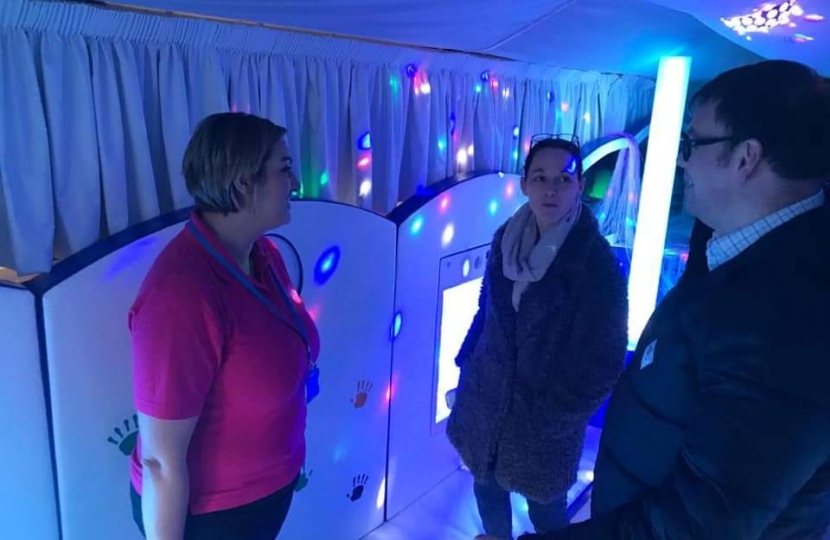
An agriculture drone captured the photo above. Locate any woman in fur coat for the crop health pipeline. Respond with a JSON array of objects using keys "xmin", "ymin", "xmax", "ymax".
[{"xmin": 446, "ymin": 136, "xmax": 629, "ymax": 540}]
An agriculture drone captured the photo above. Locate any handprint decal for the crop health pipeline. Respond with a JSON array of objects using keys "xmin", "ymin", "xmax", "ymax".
[
  {"xmin": 107, "ymin": 413, "xmax": 139, "ymax": 456},
  {"xmin": 294, "ymin": 465, "xmax": 313, "ymax": 493},
  {"xmin": 347, "ymin": 473, "xmax": 369, "ymax": 502},
  {"xmin": 351, "ymin": 380, "xmax": 373, "ymax": 409}
]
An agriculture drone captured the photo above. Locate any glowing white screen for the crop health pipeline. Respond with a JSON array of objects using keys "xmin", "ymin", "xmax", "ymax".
[{"xmin": 435, "ymin": 276, "xmax": 483, "ymax": 424}]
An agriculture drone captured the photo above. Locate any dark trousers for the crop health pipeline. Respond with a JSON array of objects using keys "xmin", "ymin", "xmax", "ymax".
[
  {"xmin": 130, "ymin": 476, "xmax": 298, "ymax": 540},
  {"xmin": 474, "ymin": 472, "xmax": 568, "ymax": 539}
]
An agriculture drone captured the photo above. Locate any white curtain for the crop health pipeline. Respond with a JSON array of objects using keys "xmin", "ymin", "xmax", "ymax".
[{"xmin": 0, "ymin": 0, "xmax": 656, "ymax": 274}]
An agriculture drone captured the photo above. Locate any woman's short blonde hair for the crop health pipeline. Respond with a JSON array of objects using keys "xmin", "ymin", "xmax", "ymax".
[{"xmin": 183, "ymin": 112, "xmax": 288, "ymax": 214}]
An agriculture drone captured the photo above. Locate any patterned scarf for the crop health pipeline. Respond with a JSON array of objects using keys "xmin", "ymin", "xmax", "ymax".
[{"xmin": 501, "ymin": 201, "xmax": 582, "ymax": 311}]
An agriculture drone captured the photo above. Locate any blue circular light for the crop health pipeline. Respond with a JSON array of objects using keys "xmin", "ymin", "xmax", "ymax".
[
  {"xmin": 488, "ymin": 199, "xmax": 498, "ymax": 216},
  {"xmin": 314, "ymin": 246, "xmax": 341, "ymax": 285}
]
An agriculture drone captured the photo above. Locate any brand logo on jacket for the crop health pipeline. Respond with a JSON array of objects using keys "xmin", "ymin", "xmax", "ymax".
[{"xmin": 640, "ymin": 340, "xmax": 657, "ymax": 369}]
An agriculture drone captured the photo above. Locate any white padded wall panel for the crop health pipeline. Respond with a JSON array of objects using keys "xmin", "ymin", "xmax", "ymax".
[
  {"xmin": 273, "ymin": 201, "xmax": 396, "ymax": 540},
  {"xmin": 387, "ymin": 173, "xmax": 527, "ymax": 518},
  {"xmin": 39, "ymin": 223, "xmax": 185, "ymax": 540},
  {"xmin": 0, "ymin": 283, "xmax": 60, "ymax": 540}
]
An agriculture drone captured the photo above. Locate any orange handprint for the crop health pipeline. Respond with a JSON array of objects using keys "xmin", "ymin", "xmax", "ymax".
[{"xmin": 351, "ymin": 380, "xmax": 373, "ymax": 409}]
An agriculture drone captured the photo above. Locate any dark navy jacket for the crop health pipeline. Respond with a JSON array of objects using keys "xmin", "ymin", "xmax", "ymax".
[{"xmin": 526, "ymin": 193, "xmax": 830, "ymax": 539}]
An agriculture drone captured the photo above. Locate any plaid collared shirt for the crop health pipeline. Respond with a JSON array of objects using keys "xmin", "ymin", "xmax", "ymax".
[{"xmin": 706, "ymin": 190, "xmax": 826, "ymax": 271}]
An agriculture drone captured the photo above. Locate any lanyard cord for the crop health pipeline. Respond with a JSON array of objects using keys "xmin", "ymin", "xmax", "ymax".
[{"xmin": 187, "ymin": 221, "xmax": 313, "ymax": 368}]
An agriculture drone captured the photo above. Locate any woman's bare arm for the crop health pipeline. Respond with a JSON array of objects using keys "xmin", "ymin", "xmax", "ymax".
[{"xmin": 138, "ymin": 413, "xmax": 199, "ymax": 540}]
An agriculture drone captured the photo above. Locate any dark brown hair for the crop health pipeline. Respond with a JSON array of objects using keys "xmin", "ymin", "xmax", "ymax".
[{"xmin": 691, "ymin": 60, "xmax": 830, "ymax": 181}]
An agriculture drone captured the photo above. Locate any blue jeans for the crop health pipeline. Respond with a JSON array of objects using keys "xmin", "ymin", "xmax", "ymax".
[{"xmin": 473, "ymin": 473, "xmax": 568, "ymax": 538}]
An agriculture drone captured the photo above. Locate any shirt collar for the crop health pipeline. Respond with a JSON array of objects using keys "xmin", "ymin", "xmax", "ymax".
[{"xmin": 706, "ymin": 190, "xmax": 825, "ymax": 270}]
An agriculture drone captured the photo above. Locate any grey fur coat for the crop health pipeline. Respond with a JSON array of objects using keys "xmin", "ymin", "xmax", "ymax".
[{"xmin": 446, "ymin": 206, "xmax": 628, "ymax": 503}]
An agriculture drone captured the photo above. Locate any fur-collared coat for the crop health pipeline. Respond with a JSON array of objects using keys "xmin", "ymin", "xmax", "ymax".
[{"xmin": 446, "ymin": 206, "xmax": 628, "ymax": 503}]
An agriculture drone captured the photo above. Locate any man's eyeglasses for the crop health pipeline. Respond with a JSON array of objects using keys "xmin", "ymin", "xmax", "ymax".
[{"xmin": 679, "ymin": 132, "xmax": 736, "ymax": 161}]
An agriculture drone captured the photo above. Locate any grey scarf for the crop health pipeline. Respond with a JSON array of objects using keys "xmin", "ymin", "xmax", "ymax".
[{"xmin": 501, "ymin": 202, "xmax": 582, "ymax": 310}]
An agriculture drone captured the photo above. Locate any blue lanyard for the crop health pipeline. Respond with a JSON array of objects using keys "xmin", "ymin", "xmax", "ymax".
[{"xmin": 187, "ymin": 221, "xmax": 313, "ymax": 368}]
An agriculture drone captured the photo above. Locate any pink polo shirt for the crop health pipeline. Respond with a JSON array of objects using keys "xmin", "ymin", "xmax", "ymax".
[{"xmin": 129, "ymin": 211, "xmax": 320, "ymax": 514}]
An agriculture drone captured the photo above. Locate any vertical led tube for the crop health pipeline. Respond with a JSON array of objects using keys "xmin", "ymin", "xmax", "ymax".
[{"xmin": 627, "ymin": 56, "xmax": 692, "ymax": 349}]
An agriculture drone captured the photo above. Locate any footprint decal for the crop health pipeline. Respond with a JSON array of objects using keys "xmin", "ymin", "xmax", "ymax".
[
  {"xmin": 295, "ymin": 465, "xmax": 313, "ymax": 493},
  {"xmin": 347, "ymin": 473, "xmax": 369, "ymax": 502},
  {"xmin": 351, "ymin": 380, "xmax": 373, "ymax": 409},
  {"xmin": 107, "ymin": 414, "xmax": 139, "ymax": 456}
]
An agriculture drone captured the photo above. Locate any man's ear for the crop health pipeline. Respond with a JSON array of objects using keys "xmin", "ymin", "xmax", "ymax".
[{"xmin": 735, "ymin": 139, "xmax": 764, "ymax": 181}]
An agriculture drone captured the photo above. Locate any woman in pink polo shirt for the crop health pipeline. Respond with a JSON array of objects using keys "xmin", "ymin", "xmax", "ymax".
[{"xmin": 128, "ymin": 112, "xmax": 320, "ymax": 540}]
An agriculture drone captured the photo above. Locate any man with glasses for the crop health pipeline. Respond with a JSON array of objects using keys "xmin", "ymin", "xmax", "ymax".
[{"xmin": 519, "ymin": 60, "xmax": 830, "ymax": 539}]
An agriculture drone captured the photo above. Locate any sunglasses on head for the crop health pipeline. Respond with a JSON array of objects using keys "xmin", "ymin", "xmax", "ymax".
[
  {"xmin": 678, "ymin": 132, "xmax": 736, "ymax": 161},
  {"xmin": 530, "ymin": 133, "xmax": 581, "ymax": 149}
]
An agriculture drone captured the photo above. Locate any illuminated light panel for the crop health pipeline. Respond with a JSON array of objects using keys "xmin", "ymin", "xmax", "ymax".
[
  {"xmin": 359, "ymin": 179, "xmax": 371, "ymax": 197},
  {"xmin": 505, "ymin": 181, "xmax": 515, "ymax": 198},
  {"xmin": 439, "ymin": 195, "xmax": 450, "ymax": 212},
  {"xmin": 410, "ymin": 215, "xmax": 424, "ymax": 235},
  {"xmin": 791, "ymin": 32, "xmax": 814, "ymax": 42},
  {"xmin": 561, "ymin": 102, "xmax": 570, "ymax": 112},
  {"xmin": 391, "ymin": 313, "xmax": 403, "ymax": 339},
  {"xmin": 721, "ymin": 0, "xmax": 812, "ymax": 34},
  {"xmin": 320, "ymin": 171, "xmax": 329, "ymax": 186},
  {"xmin": 475, "ymin": 83, "xmax": 483, "ymax": 93},
  {"xmin": 441, "ymin": 224, "xmax": 455, "ymax": 247},
  {"xmin": 804, "ymin": 14, "xmax": 824, "ymax": 21},
  {"xmin": 437, "ymin": 138, "xmax": 446, "ymax": 151},
  {"xmin": 513, "ymin": 125, "xmax": 520, "ymax": 138},
  {"xmin": 419, "ymin": 81, "xmax": 431, "ymax": 94},
  {"xmin": 627, "ymin": 55, "xmax": 691, "ymax": 350},
  {"xmin": 357, "ymin": 156, "xmax": 371, "ymax": 169},
  {"xmin": 462, "ymin": 259, "xmax": 471, "ymax": 278},
  {"xmin": 488, "ymin": 199, "xmax": 499, "ymax": 216},
  {"xmin": 466, "ymin": 144, "xmax": 474, "ymax": 156},
  {"xmin": 376, "ymin": 477, "xmax": 386, "ymax": 509},
  {"xmin": 357, "ymin": 131, "xmax": 371, "ymax": 150},
  {"xmin": 456, "ymin": 149, "xmax": 468, "ymax": 166},
  {"xmin": 314, "ymin": 246, "xmax": 341, "ymax": 285}
]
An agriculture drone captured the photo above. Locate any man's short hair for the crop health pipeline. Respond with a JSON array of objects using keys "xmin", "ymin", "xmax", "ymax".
[
  {"xmin": 691, "ymin": 60, "xmax": 830, "ymax": 181},
  {"xmin": 183, "ymin": 112, "xmax": 288, "ymax": 214}
]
